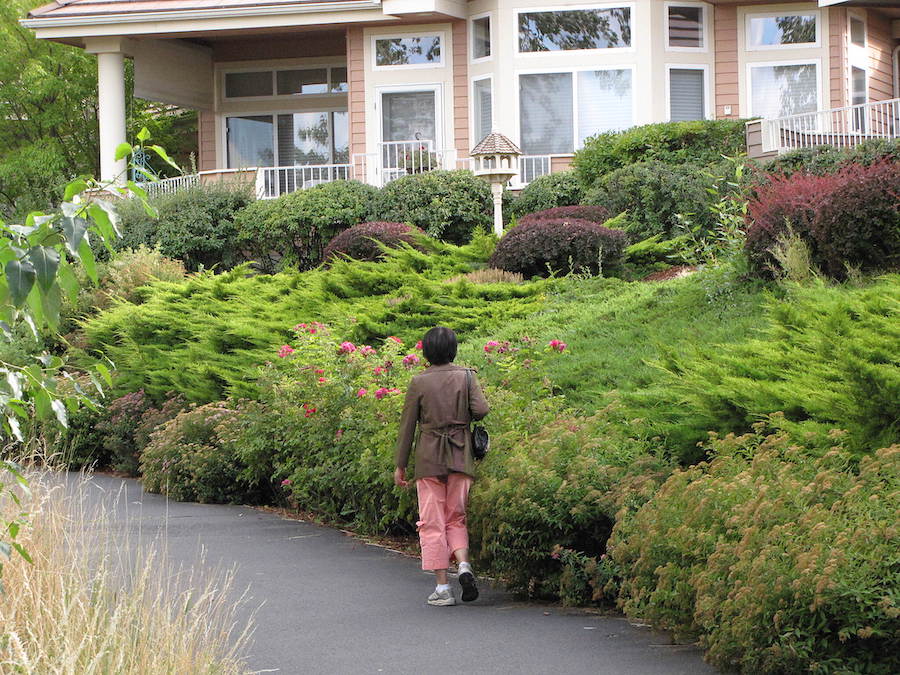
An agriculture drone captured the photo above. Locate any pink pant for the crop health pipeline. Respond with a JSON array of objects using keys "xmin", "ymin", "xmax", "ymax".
[{"xmin": 416, "ymin": 474, "xmax": 473, "ymax": 570}]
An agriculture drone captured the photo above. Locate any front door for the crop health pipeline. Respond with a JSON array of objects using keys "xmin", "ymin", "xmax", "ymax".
[{"xmin": 378, "ymin": 86, "xmax": 442, "ymax": 181}]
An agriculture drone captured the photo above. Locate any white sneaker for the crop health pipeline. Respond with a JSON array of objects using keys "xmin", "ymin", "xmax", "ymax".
[{"xmin": 426, "ymin": 589, "xmax": 457, "ymax": 606}]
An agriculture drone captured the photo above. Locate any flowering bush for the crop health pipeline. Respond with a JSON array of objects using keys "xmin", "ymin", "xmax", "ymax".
[
  {"xmin": 489, "ymin": 218, "xmax": 627, "ymax": 278},
  {"xmin": 746, "ymin": 161, "xmax": 900, "ymax": 279},
  {"xmin": 608, "ymin": 428, "xmax": 900, "ymax": 674},
  {"xmin": 322, "ymin": 222, "xmax": 423, "ymax": 264},
  {"xmin": 140, "ymin": 402, "xmax": 266, "ymax": 504}
]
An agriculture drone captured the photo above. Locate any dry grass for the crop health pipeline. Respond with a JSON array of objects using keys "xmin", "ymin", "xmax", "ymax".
[
  {"xmin": 0, "ymin": 469, "xmax": 252, "ymax": 674},
  {"xmin": 446, "ymin": 268, "xmax": 525, "ymax": 284}
]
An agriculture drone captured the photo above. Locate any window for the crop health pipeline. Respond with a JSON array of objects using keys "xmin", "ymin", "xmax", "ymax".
[
  {"xmin": 224, "ymin": 66, "xmax": 347, "ymax": 99},
  {"xmin": 473, "ymin": 78, "xmax": 493, "ymax": 143},
  {"xmin": 518, "ymin": 8, "xmax": 632, "ymax": 52},
  {"xmin": 849, "ymin": 16, "xmax": 866, "ymax": 47},
  {"xmin": 472, "ymin": 16, "xmax": 491, "ymax": 60},
  {"xmin": 669, "ymin": 68, "xmax": 705, "ymax": 121},
  {"xmin": 749, "ymin": 63, "xmax": 818, "ymax": 119},
  {"xmin": 518, "ymin": 69, "xmax": 632, "ymax": 155},
  {"xmin": 667, "ymin": 6, "xmax": 704, "ymax": 49},
  {"xmin": 374, "ymin": 35, "xmax": 442, "ymax": 67},
  {"xmin": 226, "ymin": 111, "xmax": 348, "ymax": 168},
  {"xmin": 225, "ymin": 72, "xmax": 272, "ymax": 98},
  {"xmin": 748, "ymin": 14, "xmax": 817, "ymax": 48}
]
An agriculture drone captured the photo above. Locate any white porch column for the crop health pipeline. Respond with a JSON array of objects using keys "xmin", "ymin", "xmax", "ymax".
[{"xmin": 85, "ymin": 38, "xmax": 128, "ymax": 183}]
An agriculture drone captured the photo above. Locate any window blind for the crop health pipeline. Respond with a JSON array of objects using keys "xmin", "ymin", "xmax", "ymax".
[
  {"xmin": 669, "ymin": 69, "xmax": 705, "ymax": 121},
  {"xmin": 519, "ymin": 73, "xmax": 573, "ymax": 154},
  {"xmin": 750, "ymin": 64, "xmax": 818, "ymax": 118},
  {"xmin": 577, "ymin": 70, "xmax": 632, "ymax": 146},
  {"xmin": 474, "ymin": 79, "xmax": 492, "ymax": 143}
]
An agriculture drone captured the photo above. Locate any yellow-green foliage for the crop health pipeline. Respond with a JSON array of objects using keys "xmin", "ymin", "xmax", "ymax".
[
  {"xmin": 81, "ymin": 236, "xmax": 549, "ymax": 402},
  {"xmin": 608, "ymin": 428, "xmax": 900, "ymax": 674}
]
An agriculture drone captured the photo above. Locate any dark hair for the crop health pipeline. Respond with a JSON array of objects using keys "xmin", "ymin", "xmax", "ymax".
[{"xmin": 422, "ymin": 326, "xmax": 457, "ymax": 365}]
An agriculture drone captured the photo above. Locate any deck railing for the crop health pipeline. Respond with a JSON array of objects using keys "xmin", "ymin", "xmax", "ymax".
[
  {"xmin": 515, "ymin": 155, "xmax": 552, "ymax": 187},
  {"xmin": 255, "ymin": 164, "xmax": 352, "ymax": 199},
  {"xmin": 761, "ymin": 98, "xmax": 900, "ymax": 154}
]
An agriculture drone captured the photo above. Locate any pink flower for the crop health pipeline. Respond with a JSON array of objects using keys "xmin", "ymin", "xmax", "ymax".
[
  {"xmin": 281, "ymin": 478, "xmax": 292, "ymax": 486},
  {"xmin": 373, "ymin": 366, "xmax": 384, "ymax": 375},
  {"xmin": 388, "ymin": 336, "xmax": 403, "ymax": 344},
  {"xmin": 278, "ymin": 345, "xmax": 295, "ymax": 358},
  {"xmin": 338, "ymin": 341, "xmax": 356, "ymax": 354},
  {"xmin": 484, "ymin": 340, "xmax": 500, "ymax": 353},
  {"xmin": 402, "ymin": 354, "xmax": 420, "ymax": 368},
  {"xmin": 357, "ymin": 388, "xmax": 367, "ymax": 397},
  {"xmin": 293, "ymin": 323, "xmax": 307, "ymax": 331},
  {"xmin": 548, "ymin": 339, "xmax": 567, "ymax": 352},
  {"xmin": 317, "ymin": 377, "xmax": 327, "ymax": 384},
  {"xmin": 314, "ymin": 369, "xmax": 325, "ymax": 375},
  {"xmin": 359, "ymin": 345, "xmax": 376, "ymax": 356},
  {"xmin": 335, "ymin": 429, "xmax": 344, "ymax": 439},
  {"xmin": 415, "ymin": 340, "xmax": 423, "ymax": 350}
]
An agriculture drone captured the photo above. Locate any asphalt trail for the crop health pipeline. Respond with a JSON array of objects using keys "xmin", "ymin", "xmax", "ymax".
[{"xmin": 76, "ymin": 472, "xmax": 716, "ymax": 675}]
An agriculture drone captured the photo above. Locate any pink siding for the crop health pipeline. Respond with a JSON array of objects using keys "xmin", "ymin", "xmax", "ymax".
[
  {"xmin": 829, "ymin": 7, "xmax": 848, "ymax": 109},
  {"xmin": 452, "ymin": 19, "xmax": 469, "ymax": 159},
  {"xmin": 714, "ymin": 6, "xmax": 739, "ymax": 119},
  {"xmin": 198, "ymin": 110, "xmax": 216, "ymax": 171},
  {"xmin": 867, "ymin": 11, "xmax": 895, "ymax": 102},
  {"xmin": 346, "ymin": 26, "xmax": 366, "ymax": 173}
]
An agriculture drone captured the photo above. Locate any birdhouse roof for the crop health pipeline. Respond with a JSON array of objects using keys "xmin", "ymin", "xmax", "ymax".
[{"xmin": 471, "ymin": 131, "xmax": 521, "ymax": 156}]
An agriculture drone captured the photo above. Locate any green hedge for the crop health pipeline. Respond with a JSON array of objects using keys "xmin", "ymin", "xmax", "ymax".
[
  {"xmin": 572, "ymin": 119, "xmax": 747, "ymax": 186},
  {"xmin": 510, "ymin": 171, "xmax": 585, "ymax": 218},
  {"xmin": 764, "ymin": 138, "xmax": 900, "ymax": 176}
]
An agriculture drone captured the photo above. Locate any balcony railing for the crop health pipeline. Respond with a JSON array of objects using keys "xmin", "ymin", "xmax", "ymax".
[
  {"xmin": 256, "ymin": 164, "xmax": 352, "ymax": 199},
  {"xmin": 761, "ymin": 97, "xmax": 900, "ymax": 154}
]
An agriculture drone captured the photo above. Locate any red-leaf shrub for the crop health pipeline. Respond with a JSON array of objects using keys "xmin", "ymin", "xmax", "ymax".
[
  {"xmin": 323, "ymin": 221, "xmax": 423, "ymax": 263},
  {"xmin": 518, "ymin": 205, "xmax": 611, "ymax": 226},
  {"xmin": 489, "ymin": 218, "xmax": 627, "ymax": 278},
  {"xmin": 746, "ymin": 161, "xmax": 900, "ymax": 278}
]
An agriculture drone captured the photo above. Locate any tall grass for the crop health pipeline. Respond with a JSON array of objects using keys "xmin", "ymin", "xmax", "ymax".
[{"xmin": 0, "ymin": 469, "xmax": 252, "ymax": 674}]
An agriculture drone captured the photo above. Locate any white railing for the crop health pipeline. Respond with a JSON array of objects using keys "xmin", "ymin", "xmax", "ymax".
[
  {"xmin": 142, "ymin": 173, "xmax": 200, "ymax": 197},
  {"xmin": 761, "ymin": 97, "xmax": 900, "ymax": 154},
  {"xmin": 515, "ymin": 155, "xmax": 552, "ymax": 187},
  {"xmin": 255, "ymin": 164, "xmax": 352, "ymax": 199}
]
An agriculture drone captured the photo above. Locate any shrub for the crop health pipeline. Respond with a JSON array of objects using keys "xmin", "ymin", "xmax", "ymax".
[
  {"xmin": 323, "ymin": 221, "xmax": 422, "ymax": 263},
  {"xmin": 518, "ymin": 205, "xmax": 610, "ymax": 226},
  {"xmin": 582, "ymin": 161, "xmax": 720, "ymax": 240},
  {"xmin": 115, "ymin": 183, "xmax": 252, "ymax": 271},
  {"xmin": 621, "ymin": 234, "xmax": 692, "ymax": 279},
  {"xmin": 609, "ymin": 429, "xmax": 900, "ymax": 674},
  {"xmin": 375, "ymin": 170, "xmax": 493, "ymax": 244},
  {"xmin": 765, "ymin": 138, "xmax": 900, "ymax": 176},
  {"xmin": 490, "ymin": 218, "xmax": 627, "ymax": 278},
  {"xmin": 140, "ymin": 401, "xmax": 265, "ymax": 504},
  {"xmin": 232, "ymin": 180, "xmax": 377, "ymax": 273},
  {"xmin": 79, "ymin": 246, "xmax": 186, "ymax": 315},
  {"xmin": 94, "ymin": 390, "xmax": 187, "ymax": 474},
  {"xmin": 746, "ymin": 161, "xmax": 900, "ymax": 279},
  {"xmin": 510, "ymin": 172, "xmax": 585, "ymax": 217},
  {"xmin": 572, "ymin": 119, "xmax": 747, "ymax": 186}
]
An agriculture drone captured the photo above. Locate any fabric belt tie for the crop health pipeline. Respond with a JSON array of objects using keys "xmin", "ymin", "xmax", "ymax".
[{"xmin": 421, "ymin": 421, "xmax": 468, "ymax": 468}]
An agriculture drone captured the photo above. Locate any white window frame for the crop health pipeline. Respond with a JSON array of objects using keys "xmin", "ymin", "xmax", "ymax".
[
  {"xmin": 470, "ymin": 12, "xmax": 493, "ymax": 63},
  {"xmin": 746, "ymin": 10, "xmax": 821, "ymax": 52},
  {"xmin": 848, "ymin": 11, "xmax": 867, "ymax": 49},
  {"xmin": 222, "ymin": 109, "xmax": 350, "ymax": 169},
  {"xmin": 664, "ymin": 64, "xmax": 712, "ymax": 121},
  {"xmin": 375, "ymin": 83, "xmax": 445, "ymax": 150},
  {"xmin": 514, "ymin": 3, "xmax": 637, "ymax": 56},
  {"xmin": 746, "ymin": 58, "xmax": 822, "ymax": 119},
  {"xmin": 371, "ymin": 32, "xmax": 446, "ymax": 71},
  {"xmin": 221, "ymin": 63, "xmax": 348, "ymax": 102},
  {"xmin": 514, "ymin": 65, "xmax": 637, "ymax": 156},
  {"xmin": 664, "ymin": 1, "xmax": 709, "ymax": 53},
  {"xmin": 471, "ymin": 74, "xmax": 494, "ymax": 144}
]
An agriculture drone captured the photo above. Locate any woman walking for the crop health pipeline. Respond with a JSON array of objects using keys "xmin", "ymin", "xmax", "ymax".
[{"xmin": 394, "ymin": 326, "xmax": 489, "ymax": 606}]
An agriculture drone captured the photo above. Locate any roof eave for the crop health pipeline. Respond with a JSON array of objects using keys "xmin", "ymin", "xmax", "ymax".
[{"xmin": 22, "ymin": 0, "xmax": 382, "ymax": 29}]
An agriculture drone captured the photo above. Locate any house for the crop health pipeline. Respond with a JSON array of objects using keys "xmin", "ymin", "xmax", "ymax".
[{"xmin": 22, "ymin": 0, "xmax": 900, "ymax": 197}]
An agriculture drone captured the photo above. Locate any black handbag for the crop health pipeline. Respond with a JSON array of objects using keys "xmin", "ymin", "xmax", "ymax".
[{"xmin": 466, "ymin": 370, "xmax": 489, "ymax": 460}]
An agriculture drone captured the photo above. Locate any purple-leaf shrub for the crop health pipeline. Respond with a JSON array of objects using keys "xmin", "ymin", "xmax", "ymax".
[
  {"xmin": 323, "ymin": 221, "xmax": 424, "ymax": 263},
  {"xmin": 518, "ymin": 205, "xmax": 611, "ymax": 227}
]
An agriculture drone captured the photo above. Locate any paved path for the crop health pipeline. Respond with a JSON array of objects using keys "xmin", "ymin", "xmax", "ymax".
[{"xmin": 77, "ymin": 473, "xmax": 716, "ymax": 675}]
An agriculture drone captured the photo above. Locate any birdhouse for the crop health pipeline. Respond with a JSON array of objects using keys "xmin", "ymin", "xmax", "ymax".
[{"xmin": 471, "ymin": 131, "xmax": 521, "ymax": 236}]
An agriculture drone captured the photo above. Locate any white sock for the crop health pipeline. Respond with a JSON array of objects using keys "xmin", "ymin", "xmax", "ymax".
[
  {"xmin": 458, "ymin": 561, "xmax": 472, "ymax": 575},
  {"xmin": 435, "ymin": 583, "xmax": 451, "ymax": 593}
]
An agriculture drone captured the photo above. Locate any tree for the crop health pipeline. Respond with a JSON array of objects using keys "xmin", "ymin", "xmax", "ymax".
[{"xmin": 0, "ymin": 1, "xmax": 197, "ymax": 219}]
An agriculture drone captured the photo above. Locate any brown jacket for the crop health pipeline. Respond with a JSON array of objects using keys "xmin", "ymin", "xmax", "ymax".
[{"xmin": 395, "ymin": 363, "xmax": 490, "ymax": 480}]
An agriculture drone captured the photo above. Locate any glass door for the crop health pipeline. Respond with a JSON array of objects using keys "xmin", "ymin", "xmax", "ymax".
[{"xmin": 379, "ymin": 87, "xmax": 441, "ymax": 180}]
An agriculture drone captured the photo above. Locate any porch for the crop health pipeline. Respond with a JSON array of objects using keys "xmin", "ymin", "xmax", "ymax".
[{"xmin": 746, "ymin": 97, "xmax": 900, "ymax": 159}]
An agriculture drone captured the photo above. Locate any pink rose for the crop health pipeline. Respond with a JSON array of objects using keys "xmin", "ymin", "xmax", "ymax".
[
  {"xmin": 277, "ymin": 345, "xmax": 295, "ymax": 358},
  {"xmin": 281, "ymin": 479, "xmax": 292, "ymax": 486},
  {"xmin": 338, "ymin": 341, "xmax": 356, "ymax": 354},
  {"xmin": 357, "ymin": 388, "xmax": 367, "ymax": 397}
]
